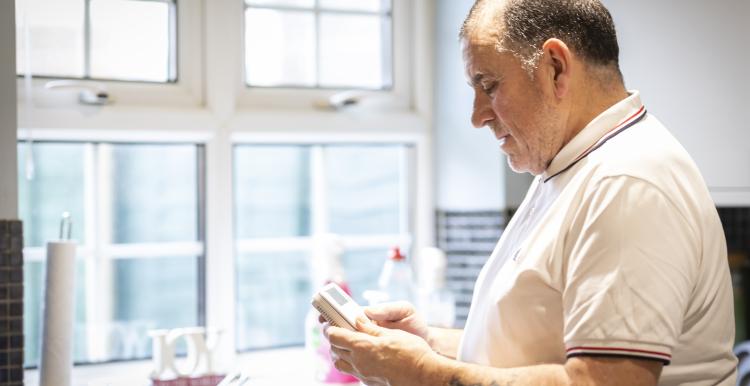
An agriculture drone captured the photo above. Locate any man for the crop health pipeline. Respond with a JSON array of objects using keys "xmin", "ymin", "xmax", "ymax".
[{"xmin": 324, "ymin": 0, "xmax": 737, "ymax": 384}]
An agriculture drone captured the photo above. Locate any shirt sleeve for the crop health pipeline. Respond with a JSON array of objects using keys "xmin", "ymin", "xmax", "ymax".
[{"xmin": 562, "ymin": 175, "xmax": 699, "ymax": 365}]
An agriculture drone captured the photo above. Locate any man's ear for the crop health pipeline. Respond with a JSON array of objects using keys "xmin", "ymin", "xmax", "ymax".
[{"xmin": 541, "ymin": 38, "xmax": 572, "ymax": 99}]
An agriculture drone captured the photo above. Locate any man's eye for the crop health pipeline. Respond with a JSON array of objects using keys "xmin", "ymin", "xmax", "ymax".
[{"xmin": 481, "ymin": 82, "xmax": 498, "ymax": 95}]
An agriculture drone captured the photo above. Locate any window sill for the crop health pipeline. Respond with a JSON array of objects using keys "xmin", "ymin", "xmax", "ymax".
[{"xmin": 23, "ymin": 346, "xmax": 358, "ymax": 386}]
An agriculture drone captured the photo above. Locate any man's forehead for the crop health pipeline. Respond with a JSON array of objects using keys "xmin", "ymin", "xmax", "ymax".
[
  {"xmin": 462, "ymin": 40, "xmax": 508, "ymax": 71},
  {"xmin": 463, "ymin": 0, "xmax": 508, "ymax": 43}
]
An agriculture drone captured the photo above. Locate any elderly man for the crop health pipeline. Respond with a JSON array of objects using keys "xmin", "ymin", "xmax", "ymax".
[{"xmin": 324, "ymin": 0, "xmax": 737, "ymax": 385}]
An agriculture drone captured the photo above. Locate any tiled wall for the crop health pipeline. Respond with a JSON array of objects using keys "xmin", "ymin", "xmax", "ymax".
[
  {"xmin": 437, "ymin": 211, "xmax": 505, "ymax": 327},
  {"xmin": 0, "ymin": 220, "xmax": 23, "ymax": 386},
  {"xmin": 717, "ymin": 207, "xmax": 750, "ymax": 344},
  {"xmin": 717, "ymin": 207, "xmax": 750, "ymax": 253}
]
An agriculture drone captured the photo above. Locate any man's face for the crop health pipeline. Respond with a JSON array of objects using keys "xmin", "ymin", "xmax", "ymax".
[{"xmin": 462, "ymin": 36, "xmax": 567, "ymax": 175}]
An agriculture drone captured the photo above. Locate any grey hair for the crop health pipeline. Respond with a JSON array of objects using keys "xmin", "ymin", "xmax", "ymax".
[{"xmin": 461, "ymin": 0, "xmax": 623, "ymax": 78}]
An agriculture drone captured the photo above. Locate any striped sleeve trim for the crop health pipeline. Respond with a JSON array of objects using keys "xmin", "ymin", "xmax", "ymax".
[{"xmin": 566, "ymin": 346, "xmax": 671, "ymax": 365}]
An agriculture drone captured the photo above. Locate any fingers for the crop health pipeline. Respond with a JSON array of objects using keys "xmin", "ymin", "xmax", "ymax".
[
  {"xmin": 331, "ymin": 345, "xmax": 353, "ymax": 364},
  {"xmin": 356, "ymin": 317, "xmax": 385, "ymax": 337},
  {"xmin": 324, "ymin": 324, "xmax": 361, "ymax": 349},
  {"xmin": 364, "ymin": 301, "xmax": 414, "ymax": 322},
  {"xmin": 333, "ymin": 357, "xmax": 355, "ymax": 375}
]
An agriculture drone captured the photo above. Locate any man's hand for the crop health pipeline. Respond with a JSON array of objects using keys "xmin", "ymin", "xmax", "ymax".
[
  {"xmin": 324, "ymin": 317, "xmax": 437, "ymax": 386},
  {"xmin": 364, "ymin": 301, "xmax": 431, "ymax": 341}
]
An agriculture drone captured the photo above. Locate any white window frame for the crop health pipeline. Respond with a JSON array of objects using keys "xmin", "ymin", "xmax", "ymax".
[
  {"xmin": 17, "ymin": 0, "xmax": 436, "ymax": 371},
  {"xmin": 16, "ymin": 0, "xmax": 204, "ymax": 109},
  {"xmin": 233, "ymin": 0, "xmax": 413, "ymax": 110},
  {"xmin": 19, "ymin": 141, "xmax": 206, "ymax": 364}
]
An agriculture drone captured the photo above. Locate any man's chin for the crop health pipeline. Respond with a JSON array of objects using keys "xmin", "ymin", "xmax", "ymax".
[{"xmin": 506, "ymin": 157, "xmax": 541, "ymax": 176}]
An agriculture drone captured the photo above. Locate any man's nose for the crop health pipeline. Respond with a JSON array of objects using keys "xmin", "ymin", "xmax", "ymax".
[{"xmin": 471, "ymin": 91, "xmax": 494, "ymax": 129}]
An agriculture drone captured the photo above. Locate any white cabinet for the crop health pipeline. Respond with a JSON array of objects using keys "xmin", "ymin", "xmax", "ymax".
[{"xmin": 604, "ymin": 0, "xmax": 750, "ymax": 205}]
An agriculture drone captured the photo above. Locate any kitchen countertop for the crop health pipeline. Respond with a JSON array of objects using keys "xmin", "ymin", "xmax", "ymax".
[{"xmin": 24, "ymin": 346, "xmax": 360, "ymax": 386}]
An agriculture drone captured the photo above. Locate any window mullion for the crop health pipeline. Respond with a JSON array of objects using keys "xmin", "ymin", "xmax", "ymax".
[
  {"xmin": 310, "ymin": 145, "xmax": 328, "ymax": 235},
  {"xmin": 84, "ymin": 0, "xmax": 92, "ymax": 78},
  {"xmin": 314, "ymin": 0, "xmax": 321, "ymax": 88},
  {"xmin": 88, "ymin": 143, "xmax": 115, "ymax": 362},
  {"xmin": 168, "ymin": 0, "xmax": 178, "ymax": 81},
  {"xmin": 83, "ymin": 142, "xmax": 101, "ymax": 362}
]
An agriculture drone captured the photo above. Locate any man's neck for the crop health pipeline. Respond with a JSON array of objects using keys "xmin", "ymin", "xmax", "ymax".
[{"xmin": 565, "ymin": 82, "xmax": 629, "ymax": 145}]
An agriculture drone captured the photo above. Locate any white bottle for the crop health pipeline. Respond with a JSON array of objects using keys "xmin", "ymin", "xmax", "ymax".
[
  {"xmin": 416, "ymin": 247, "xmax": 455, "ymax": 328},
  {"xmin": 377, "ymin": 247, "xmax": 415, "ymax": 304}
]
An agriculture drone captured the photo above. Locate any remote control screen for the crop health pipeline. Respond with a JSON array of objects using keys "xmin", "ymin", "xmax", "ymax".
[{"xmin": 327, "ymin": 287, "xmax": 349, "ymax": 306}]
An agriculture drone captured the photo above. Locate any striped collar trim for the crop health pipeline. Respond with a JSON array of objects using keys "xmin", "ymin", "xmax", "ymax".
[{"xmin": 542, "ymin": 91, "xmax": 647, "ymax": 183}]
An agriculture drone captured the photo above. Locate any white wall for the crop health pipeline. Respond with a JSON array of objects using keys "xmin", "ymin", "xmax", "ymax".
[
  {"xmin": 0, "ymin": 1, "xmax": 18, "ymax": 219},
  {"xmin": 434, "ymin": 0, "xmax": 504, "ymax": 211},
  {"xmin": 603, "ymin": 0, "xmax": 750, "ymax": 203}
]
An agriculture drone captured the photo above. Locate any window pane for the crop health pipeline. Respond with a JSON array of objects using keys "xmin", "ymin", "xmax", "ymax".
[
  {"xmin": 246, "ymin": 0, "xmax": 314, "ymax": 8},
  {"xmin": 342, "ymin": 248, "xmax": 390, "ymax": 305},
  {"xmin": 318, "ymin": 14, "xmax": 387, "ymax": 89},
  {"xmin": 18, "ymin": 142, "xmax": 204, "ymax": 365},
  {"xmin": 24, "ymin": 259, "xmax": 88, "ymax": 367},
  {"xmin": 234, "ymin": 146, "xmax": 311, "ymax": 238},
  {"xmin": 17, "ymin": 143, "xmax": 86, "ymax": 247},
  {"xmin": 110, "ymin": 256, "xmax": 199, "ymax": 359},
  {"xmin": 325, "ymin": 146, "xmax": 404, "ymax": 235},
  {"xmin": 236, "ymin": 252, "xmax": 311, "ymax": 349},
  {"xmin": 110, "ymin": 144, "xmax": 198, "ymax": 244},
  {"xmin": 245, "ymin": 9, "xmax": 316, "ymax": 87},
  {"xmin": 90, "ymin": 0, "xmax": 171, "ymax": 82},
  {"xmin": 15, "ymin": 0, "xmax": 85, "ymax": 77},
  {"xmin": 319, "ymin": 0, "xmax": 390, "ymax": 12}
]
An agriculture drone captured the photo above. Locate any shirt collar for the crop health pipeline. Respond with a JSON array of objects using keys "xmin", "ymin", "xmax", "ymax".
[{"xmin": 542, "ymin": 90, "xmax": 646, "ymax": 182}]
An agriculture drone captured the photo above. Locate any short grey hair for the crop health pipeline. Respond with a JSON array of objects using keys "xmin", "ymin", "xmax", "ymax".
[{"xmin": 461, "ymin": 0, "xmax": 623, "ymax": 77}]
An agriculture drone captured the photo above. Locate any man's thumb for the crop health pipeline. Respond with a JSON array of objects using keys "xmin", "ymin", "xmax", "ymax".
[{"xmin": 356, "ymin": 316, "xmax": 383, "ymax": 336}]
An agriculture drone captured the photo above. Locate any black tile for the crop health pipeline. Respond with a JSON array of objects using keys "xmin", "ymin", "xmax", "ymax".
[
  {"xmin": 8, "ymin": 302, "xmax": 21, "ymax": 317},
  {"xmin": 8, "ymin": 351, "xmax": 21, "ymax": 366},
  {"xmin": 8, "ymin": 285, "xmax": 20, "ymax": 300},
  {"xmin": 9, "ymin": 252, "xmax": 21, "ymax": 266},
  {"xmin": 8, "ymin": 269, "xmax": 21, "ymax": 284},
  {"xmin": 0, "ymin": 336, "xmax": 8, "ymax": 350},
  {"xmin": 7, "ymin": 319, "xmax": 21, "ymax": 334},
  {"xmin": 0, "ymin": 369, "xmax": 8, "ymax": 383},
  {"xmin": 9, "ymin": 368, "xmax": 21, "ymax": 382},
  {"xmin": 8, "ymin": 336, "xmax": 21, "ymax": 350}
]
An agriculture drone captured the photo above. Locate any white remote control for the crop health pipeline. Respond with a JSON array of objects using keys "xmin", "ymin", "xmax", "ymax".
[{"xmin": 311, "ymin": 283, "xmax": 368, "ymax": 330}]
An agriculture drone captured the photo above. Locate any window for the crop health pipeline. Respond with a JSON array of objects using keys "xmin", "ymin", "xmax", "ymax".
[
  {"xmin": 17, "ymin": 142, "xmax": 204, "ymax": 366},
  {"xmin": 15, "ymin": 0, "xmax": 177, "ymax": 82},
  {"xmin": 233, "ymin": 144, "xmax": 412, "ymax": 350},
  {"xmin": 243, "ymin": 0, "xmax": 393, "ymax": 89}
]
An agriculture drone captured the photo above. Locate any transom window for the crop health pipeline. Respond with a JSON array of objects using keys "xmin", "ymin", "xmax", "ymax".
[
  {"xmin": 243, "ymin": 0, "xmax": 393, "ymax": 89},
  {"xmin": 15, "ymin": 0, "xmax": 177, "ymax": 82}
]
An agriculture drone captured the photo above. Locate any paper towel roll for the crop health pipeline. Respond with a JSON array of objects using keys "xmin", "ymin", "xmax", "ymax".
[{"xmin": 39, "ymin": 241, "xmax": 77, "ymax": 386}]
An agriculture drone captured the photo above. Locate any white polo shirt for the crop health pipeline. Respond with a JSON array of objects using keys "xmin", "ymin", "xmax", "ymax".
[{"xmin": 457, "ymin": 91, "xmax": 737, "ymax": 385}]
